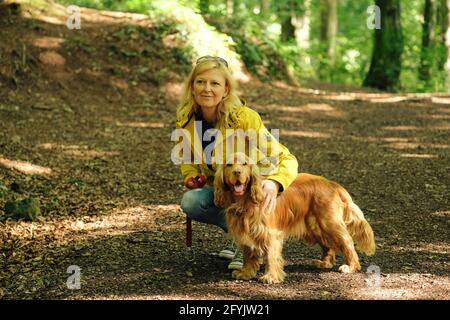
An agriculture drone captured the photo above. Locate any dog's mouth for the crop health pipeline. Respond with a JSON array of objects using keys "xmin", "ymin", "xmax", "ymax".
[{"xmin": 230, "ymin": 180, "xmax": 247, "ymax": 196}]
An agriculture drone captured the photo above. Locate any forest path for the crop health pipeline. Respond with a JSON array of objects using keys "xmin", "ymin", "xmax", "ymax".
[{"xmin": 1, "ymin": 1, "xmax": 449, "ymax": 299}]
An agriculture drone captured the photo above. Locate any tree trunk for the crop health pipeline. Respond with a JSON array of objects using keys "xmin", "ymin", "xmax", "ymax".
[
  {"xmin": 436, "ymin": 0, "xmax": 449, "ymax": 71},
  {"xmin": 292, "ymin": 0, "xmax": 311, "ymax": 50},
  {"xmin": 279, "ymin": 0, "xmax": 297, "ymax": 42},
  {"xmin": 363, "ymin": 0, "xmax": 403, "ymax": 91},
  {"xmin": 419, "ymin": 0, "xmax": 435, "ymax": 82},
  {"xmin": 444, "ymin": 0, "xmax": 450, "ymax": 90},
  {"xmin": 327, "ymin": 0, "xmax": 337, "ymax": 63},
  {"xmin": 320, "ymin": 0, "xmax": 338, "ymax": 63},
  {"xmin": 260, "ymin": 0, "xmax": 270, "ymax": 18},
  {"xmin": 281, "ymin": 16, "xmax": 295, "ymax": 42},
  {"xmin": 319, "ymin": 0, "xmax": 338, "ymax": 80},
  {"xmin": 226, "ymin": 0, "xmax": 234, "ymax": 18}
]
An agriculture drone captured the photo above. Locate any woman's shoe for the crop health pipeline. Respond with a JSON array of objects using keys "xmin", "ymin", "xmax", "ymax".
[
  {"xmin": 227, "ymin": 248, "xmax": 243, "ymax": 270},
  {"xmin": 218, "ymin": 236, "xmax": 236, "ymax": 260}
]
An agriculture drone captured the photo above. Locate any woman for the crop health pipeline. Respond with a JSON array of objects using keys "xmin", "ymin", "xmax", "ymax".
[{"xmin": 175, "ymin": 56, "xmax": 298, "ymax": 270}]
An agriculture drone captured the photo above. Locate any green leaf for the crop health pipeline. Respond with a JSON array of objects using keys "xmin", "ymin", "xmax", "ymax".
[{"xmin": 3, "ymin": 198, "xmax": 41, "ymax": 221}]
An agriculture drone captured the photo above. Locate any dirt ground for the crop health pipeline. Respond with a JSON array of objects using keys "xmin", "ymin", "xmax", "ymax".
[{"xmin": 0, "ymin": 1, "xmax": 449, "ymax": 300}]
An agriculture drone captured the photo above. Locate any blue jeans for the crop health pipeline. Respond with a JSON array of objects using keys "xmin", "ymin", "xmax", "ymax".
[{"xmin": 180, "ymin": 186, "xmax": 228, "ymax": 232}]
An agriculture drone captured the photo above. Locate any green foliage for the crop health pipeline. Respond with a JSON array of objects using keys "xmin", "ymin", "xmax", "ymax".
[
  {"xmin": 308, "ymin": 0, "xmax": 373, "ymax": 84},
  {"xmin": 2, "ymin": 198, "xmax": 41, "ymax": 222},
  {"xmin": 0, "ymin": 181, "xmax": 8, "ymax": 198},
  {"xmin": 56, "ymin": 0, "xmax": 450, "ymax": 92},
  {"xmin": 400, "ymin": 0, "xmax": 448, "ymax": 92},
  {"xmin": 204, "ymin": 3, "xmax": 294, "ymax": 81},
  {"xmin": 146, "ymin": 0, "xmax": 239, "ymax": 67},
  {"xmin": 67, "ymin": 178, "xmax": 86, "ymax": 190},
  {"xmin": 232, "ymin": 35, "xmax": 261, "ymax": 71},
  {"xmin": 400, "ymin": 0, "xmax": 426, "ymax": 91},
  {"xmin": 172, "ymin": 47, "xmax": 193, "ymax": 69}
]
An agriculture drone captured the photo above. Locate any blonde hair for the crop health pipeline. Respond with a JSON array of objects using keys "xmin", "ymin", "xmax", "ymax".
[{"xmin": 177, "ymin": 59, "xmax": 243, "ymax": 127}]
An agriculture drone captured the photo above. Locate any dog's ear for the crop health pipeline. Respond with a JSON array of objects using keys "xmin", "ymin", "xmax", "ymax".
[
  {"xmin": 250, "ymin": 164, "xmax": 264, "ymax": 204},
  {"xmin": 214, "ymin": 165, "xmax": 230, "ymax": 208}
]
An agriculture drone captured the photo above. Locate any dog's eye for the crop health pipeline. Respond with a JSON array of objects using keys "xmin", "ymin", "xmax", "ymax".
[
  {"xmin": 243, "ymin": 162, "xmax": 247, "ymax": 166},
  {"xmin": 226, "ymin": 164, "xmax": 232, "ymax": 167}
]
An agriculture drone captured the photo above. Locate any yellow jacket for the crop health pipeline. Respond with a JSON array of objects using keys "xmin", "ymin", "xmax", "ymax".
[{"xmin": 174, "ymin": 101, "xmax": 298, "ymax": 192}]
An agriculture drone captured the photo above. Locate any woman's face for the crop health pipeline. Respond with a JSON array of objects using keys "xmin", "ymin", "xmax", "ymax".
[{"xmin": 192, "ymin": 68, "xmax": 229, "ymax": 112}]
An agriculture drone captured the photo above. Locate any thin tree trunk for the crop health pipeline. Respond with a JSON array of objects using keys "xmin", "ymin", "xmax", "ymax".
[
  {"xmin": 327, "ymin": 0, "xmax": 337, "ymax": 63},
  {"xmin": 419, "ymin": 0, "xmax": 435, "ymax": 82},
  {"xmin": 279, "ymin": 0, "xmax": 296, "ymax": 42},
  {"xmin": 363, "ymin": 0, "xmax": 403, "ymax": 91},
  {"xmin": 260, "ymin": 0, "xmax": 269, "ymax": 18},
  {"xmin": 281, "ymin": 8, "xmax": 295, "ymax": 42},
  {"xmin": 436, "ymin": 0, "xmax": 449, "ymax": 71},
  {"xmin": 319, "ymin": 0, "xmax": 338, "ymax": 79},
  {"xmin": 444, "ymin": 0, "xmax": 450, "ymax": 90},
  {"xmin": 320, "ymin": 0, "xmax": 338, "ymax": 63},
  {"xmin": 293, "ymin": 0, "xmax": 311, "ymax": 50},
  {"xmin": 226, "ymin": 0, "xmax": 234, "ymax": 18}
]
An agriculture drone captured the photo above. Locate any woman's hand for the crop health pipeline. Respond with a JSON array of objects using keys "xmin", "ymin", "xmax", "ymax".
[
  {"xmin": 261, "ymin": 179, "xmax": 280, "ymax": 214},
  {"xmin": 185, "ymin": 175, "xmax": 207, "ymax": 189}
]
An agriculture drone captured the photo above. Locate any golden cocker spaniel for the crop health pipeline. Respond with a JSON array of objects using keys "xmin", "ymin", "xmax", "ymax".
[{"xmin": 214, "ymin": 153, "xmax": 376, "ymax": 284}]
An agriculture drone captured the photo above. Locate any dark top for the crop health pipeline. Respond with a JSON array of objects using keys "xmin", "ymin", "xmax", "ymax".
[{"xmin": 195, "ymin": 111, "xmax": 217, "ymax": 171}]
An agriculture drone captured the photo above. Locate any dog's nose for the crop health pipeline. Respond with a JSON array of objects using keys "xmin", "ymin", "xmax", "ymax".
[{"xmin": 233, "ymin": 170, "xmax": 241, "ymax": 176}]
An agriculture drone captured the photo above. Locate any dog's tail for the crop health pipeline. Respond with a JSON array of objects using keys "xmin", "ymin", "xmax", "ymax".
[{"xmin": 338, "ymin": 187, "xmax": 376, "ymax": 256}]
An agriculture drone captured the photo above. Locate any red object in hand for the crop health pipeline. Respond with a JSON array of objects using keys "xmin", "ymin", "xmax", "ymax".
[
  {"xmin": 185, "ymin": 177, "xmax": 200, "ymax": 189},
  {"xmin": 196, "ymin": 175, "xmax": 207, "ymax": 187},
  {"xmin": 185, "ymin": 175, "xmax": 207, "ymax": 189}
]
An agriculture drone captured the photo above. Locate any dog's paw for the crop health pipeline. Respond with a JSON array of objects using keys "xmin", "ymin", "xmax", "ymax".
[
  {"xmin": 338, "ymin": 265, "xmax": 351, "ymax": 273},
  {"xmin": 312, "ymin": 259, "xmax": 333, "ymax": 269},
  {"xmin": 232, "ymin": 270, "xmax": 255, "ymax": 280},
  {"xmin": 259, "ymin": 273, "xmax": 283, "ymax": 284},
  {"xmin": 338, "ymin": 264, "xmax": 360, "ymax": 273}
]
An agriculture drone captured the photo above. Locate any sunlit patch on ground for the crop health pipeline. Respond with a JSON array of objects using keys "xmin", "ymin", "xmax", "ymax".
[
  {"xmin": 282, "ymin": 130, "xmax": 331, "ymax": 139},
  {"xmin": 2, "ymin": 204, "xmax": 183, "ymax": 245},
  {"xmin": 431, "ymin": 97, "xmax": 450, "ymax": 104},
  {"xmin": 115, "ymin": 121, "xmax": 165, "ymax": 128},
  {"xmin": 383, "ymin": 125, "xmax": 423, "ymax": 131},
  {"xmin": 387, "ymin": 242, "xmax": 450, "ymax": 255},
  {"xmin": 38, "ymin": 143, "xmax": 120, "ymax": 159},
  {"xmin": 163, "ymin": 81, "xmax": 183, "ymax": 100},
  {"xmin": 110, "ymin": 77, "xmax": 129, "ymax": 90},
  {"xmin": 369, "ymin": 96, "xmax": 408, "ymax": 103},
  {"xmin": 431, "ymin": 124, "xmax": 450, "ymax": 130},
  {"xmin": 38, "ymin": 51, "xmax": 66, "ymax": 66},
  {"xmin": 361, "ymin": 137, "xmax": 416, "ymax": 142},
  {"xmin": 436, "ymin": 108, "xmax": 450, "ymax": 113},
  {"xmin": 31, "ymin": 36, "xmax": 65, "ymax": 49},
  {"xmin": 399, "ymin": 153, "xmax": 437, "ymax": 159},
  {"xmin": 0, "ymin": 156, "xmax": 54, "ymax": 175},
  {"xmin": 431, "ymin": 210, "xmax": 450, "ymax": 218},
  {"xmin": 420, "ymin": 114, "xmax": 450, "ymax": 120},
  {"xmin": 356, "ymin": 274, "xmax": 450, "ymax": 300},
  {"xmin": 387, "ymin": 142, "xmax": 450, "ymax": 150},
  {"xmin": 255, "ymin": 103, "xmax": 344, "ymax": 118},
  {"xmin": 321, "ymin": 94, "xmax": 356, "ymax": 101},
  {"xmin": 358, "ymin": 287, "xmax": 424, "ymax": 299}
]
